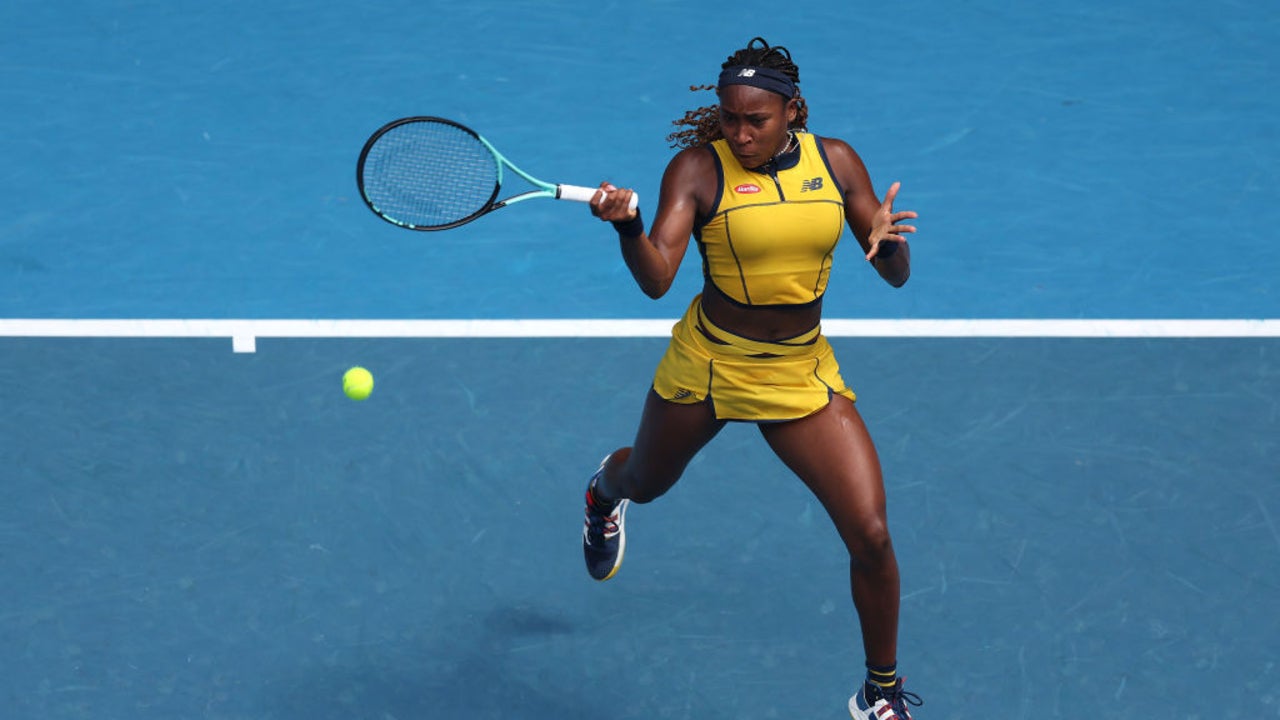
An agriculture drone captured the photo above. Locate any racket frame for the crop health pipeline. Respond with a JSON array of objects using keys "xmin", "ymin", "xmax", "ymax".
[{"xmin": 356, "ymin": 116, "xmax": 626, "ymax": 231}]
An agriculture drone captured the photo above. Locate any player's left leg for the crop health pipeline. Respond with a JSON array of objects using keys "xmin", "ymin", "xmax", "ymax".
[{"xmin": 757, "ymin": 394, "xmax": 922, "ymax": 719}]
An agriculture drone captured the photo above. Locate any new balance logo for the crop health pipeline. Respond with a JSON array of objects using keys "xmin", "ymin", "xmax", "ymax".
[
  {"xmin": 801, "ymin": 177, "xmax": 824, "ymax": 192},
  {"xmin": 737, "ymin": 69, "xmax": 757, "ymax": 78}
]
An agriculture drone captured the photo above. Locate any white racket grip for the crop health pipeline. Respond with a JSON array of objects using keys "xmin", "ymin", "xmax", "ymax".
[{"xmin": 557, "ymin": 184, "xmax": 640, "ymax": 211}]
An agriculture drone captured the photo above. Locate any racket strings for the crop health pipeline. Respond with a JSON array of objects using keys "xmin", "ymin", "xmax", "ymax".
[{"xmin": 361, "ymin": 121, "xmax": 499, "ymax": 228}]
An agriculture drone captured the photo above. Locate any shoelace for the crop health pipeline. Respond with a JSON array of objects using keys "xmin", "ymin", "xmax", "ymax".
[
  {"xmin": 863, "ymin": 681, "xmax": 922, "ymax": 720},
  {"xmin": 584, "ymin": 492, "xmax": 620, "ymax": 539},
  {"xmin": 885, "ymin": 685, "xmax": 923, "ymax": 717}
]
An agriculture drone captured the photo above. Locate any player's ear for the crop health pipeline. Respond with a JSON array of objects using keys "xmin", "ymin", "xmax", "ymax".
[{"xmin": 785, "ymin": 97, "xmax": 798, "ymax": 124}]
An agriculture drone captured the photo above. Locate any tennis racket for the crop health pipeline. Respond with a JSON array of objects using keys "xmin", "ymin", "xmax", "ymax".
[{"xmin": 356, "ymin": 116, "xmax": 638, "ymax": 231}]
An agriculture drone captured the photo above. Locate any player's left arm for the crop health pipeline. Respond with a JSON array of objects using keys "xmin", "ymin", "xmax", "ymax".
[{"xmin": 820, "ymin": 137, "xmax": 916, "ymax": 288}]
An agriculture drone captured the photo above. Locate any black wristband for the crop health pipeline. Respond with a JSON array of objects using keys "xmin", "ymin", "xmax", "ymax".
[
  {"xmin": 611, "ymin": 211, "xmax": 644, "ymax": 238},
  {"xmin": 874, "ymin": 240, "xmax": 900, "ymax": 259}
]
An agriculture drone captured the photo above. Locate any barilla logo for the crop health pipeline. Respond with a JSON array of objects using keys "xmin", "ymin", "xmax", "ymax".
[{"xmin": 735, "ymin": 183, "xmax": 762, "ymax": 194}]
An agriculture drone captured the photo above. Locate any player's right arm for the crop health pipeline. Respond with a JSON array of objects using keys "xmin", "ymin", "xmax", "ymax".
[{"xmin": 592, "ymin": 147, "xmax": 712, "ymax": 299}]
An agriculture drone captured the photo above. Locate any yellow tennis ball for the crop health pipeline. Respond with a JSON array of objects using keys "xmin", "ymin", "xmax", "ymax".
[{"xmin": 343, "ymin": 366, "xmax": 374, "ymax": 401}]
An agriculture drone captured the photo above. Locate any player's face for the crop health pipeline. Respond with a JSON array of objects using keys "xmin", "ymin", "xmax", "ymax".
[{"xmin": 718, "ymin": 85, "xmax": 797, "ymax": 168}]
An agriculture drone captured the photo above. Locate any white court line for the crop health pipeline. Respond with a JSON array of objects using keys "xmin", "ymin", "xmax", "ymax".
[{"xmin": 0, "ymin": 318, "xmax": 1278, "ymax": 353}]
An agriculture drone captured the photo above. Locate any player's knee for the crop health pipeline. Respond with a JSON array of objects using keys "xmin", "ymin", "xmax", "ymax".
[{"xmin": 844, "ymin": 517, "xmax": 894, "ymax": 568}]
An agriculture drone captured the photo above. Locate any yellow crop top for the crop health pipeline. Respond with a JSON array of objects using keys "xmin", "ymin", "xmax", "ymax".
[{"xmin": 694, "ymin": 132, "xmax": 847, "ymax": 307}]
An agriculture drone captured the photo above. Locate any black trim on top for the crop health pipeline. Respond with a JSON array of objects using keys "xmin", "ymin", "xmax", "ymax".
[
  {"xmin": 813, "ymin": 136, "xmax": 846, "ymax": 198},
  {"xmin": 695, "ymin": 143, "xmax": 725, "ymax": 290},
  {"xmin": 723, "ymin": 217, "xmax": 752, "ymax": 304},
  {"xmin": 695, "ymin": 144, "xmax": 724, "ymax": 234},
  {"xmin": 703, "ymin": 278, "xmax": 824, "ymax": 312}
]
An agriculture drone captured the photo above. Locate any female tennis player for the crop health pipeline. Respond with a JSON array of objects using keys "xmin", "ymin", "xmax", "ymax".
[{"xmin": 582, "ymin": 38, "xmax": 923, "ymax": 720}]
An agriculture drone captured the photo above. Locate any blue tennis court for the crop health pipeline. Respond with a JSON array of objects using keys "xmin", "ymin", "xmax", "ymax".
[{"xmin": 2, "ymin": 2, "xmax": 1277, "ymax": 718}]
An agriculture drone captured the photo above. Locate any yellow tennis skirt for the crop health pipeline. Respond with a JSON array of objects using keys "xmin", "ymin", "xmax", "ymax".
[{"xmin": 651, "ymin": 296, "xmax": 856, "ymax": 421}]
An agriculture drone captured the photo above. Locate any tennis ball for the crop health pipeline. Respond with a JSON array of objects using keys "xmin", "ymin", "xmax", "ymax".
[{"xmin": 343, "ymin": 366, "xmax": 374, "ymax": 401}]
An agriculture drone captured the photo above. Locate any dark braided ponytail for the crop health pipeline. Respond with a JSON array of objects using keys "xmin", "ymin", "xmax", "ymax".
[{"xmin": 667, "ymin": 37, "xmax": 809, "ymax": 149}]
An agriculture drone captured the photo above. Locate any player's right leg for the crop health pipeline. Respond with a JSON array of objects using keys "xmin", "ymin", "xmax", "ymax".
[{"xmin": 583, "ymin": 389, "xmax": 723, "ymax": 581}]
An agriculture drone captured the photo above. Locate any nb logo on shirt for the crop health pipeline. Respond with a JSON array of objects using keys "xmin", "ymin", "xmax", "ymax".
[{"xmin": 801, "ymin": 177, "xmax": 824, "ymax": 192}]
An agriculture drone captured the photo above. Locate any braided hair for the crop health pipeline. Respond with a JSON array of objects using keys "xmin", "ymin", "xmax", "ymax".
[{"xmin": 667, "ymin": 37, "xmax": 809, "ymax": 149}]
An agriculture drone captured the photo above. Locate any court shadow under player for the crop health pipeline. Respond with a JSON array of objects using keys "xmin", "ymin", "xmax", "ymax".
[{"xmin": 269, "ymin": 603, "xmax": 593, "ymax": 720}]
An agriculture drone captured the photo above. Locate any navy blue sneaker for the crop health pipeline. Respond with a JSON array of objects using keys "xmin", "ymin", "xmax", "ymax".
[
  {"xmin": 848, "ymin": 678, "xmax": 922, "ymax": 720},
  {"xmin": 582, "ymin": 457, "xmax": 628, "ymax": 581}
]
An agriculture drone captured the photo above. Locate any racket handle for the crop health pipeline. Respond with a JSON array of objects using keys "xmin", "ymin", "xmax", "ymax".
[{"xmin": 557, "ymin": 184, "xmax": 640, "ymax": 212}]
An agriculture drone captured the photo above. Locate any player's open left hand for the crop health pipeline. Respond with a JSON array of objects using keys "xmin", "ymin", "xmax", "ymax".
[{"xmin": 865, "ymin": 181, "xmax": 918, "ymax": 261}]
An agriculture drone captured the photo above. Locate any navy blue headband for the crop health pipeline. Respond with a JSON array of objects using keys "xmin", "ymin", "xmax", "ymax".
[{"xmin": 717, "ymin": 65, "xmax": 797, "ymax": 98}]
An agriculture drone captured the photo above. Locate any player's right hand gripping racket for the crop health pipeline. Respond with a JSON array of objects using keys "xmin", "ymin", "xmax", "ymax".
[{"xmin": 356, "ymin": 116, "xmax": 638, "ymax": 231}]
